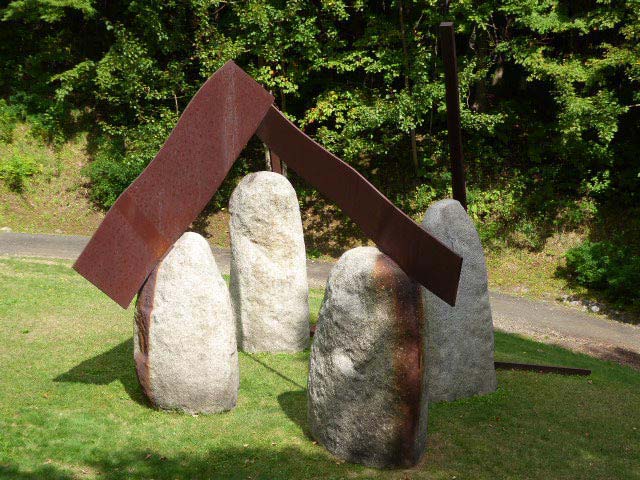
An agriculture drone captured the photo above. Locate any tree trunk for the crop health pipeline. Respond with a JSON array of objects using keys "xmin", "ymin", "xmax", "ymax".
[{"xmin": 399, "ymin": 0, "xmax": 419, "ymax": 173}]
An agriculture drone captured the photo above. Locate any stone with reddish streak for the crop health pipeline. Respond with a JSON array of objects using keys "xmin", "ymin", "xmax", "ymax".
[
  {"xmin": 134, "ymin": 232, "xmax": 239, "ymax": 414},
  {"xmin": 307, "ymin": 246, "xmax": 427, "ymax": 468}
]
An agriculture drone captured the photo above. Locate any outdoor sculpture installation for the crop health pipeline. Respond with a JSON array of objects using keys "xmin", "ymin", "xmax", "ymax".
[
  {"xmin": 421, "ymin": 200, "xmax": 497, "ymax": 401},
  {"xmin": 308, "ymin": 247, "xmax": 428, "ymax": 468},
  {"xmin": 135, "ymin": 232, "xmax": 239, "ymax": 413},
  {"xmin": 72, "ymin": 60, "xmax": 464, "ymax": 467},
  {"xmin": 72, "ymin": 61, "xmax": 462, "ymax": 308},
  {"xmin": 229, "ymin": 172, "xmax": 310, "ymax": 352}
]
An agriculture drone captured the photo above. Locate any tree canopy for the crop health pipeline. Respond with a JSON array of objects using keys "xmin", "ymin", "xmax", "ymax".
[{"xmin": 1, "ymin": 0, "xmax": 638, "ymax": 248}]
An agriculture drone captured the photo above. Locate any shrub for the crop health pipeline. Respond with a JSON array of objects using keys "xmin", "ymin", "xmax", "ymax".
[
  {"xmin": 564, "ymin": 241, "xmax": 640, "ymax": 307},
  {"xmin": 0, "ymin": 100, "xmax": 19, "ymax": 144},
  {"xmin": 0, "ymin": 151, "xmax": 42, "ymax": 192},
  {"xmin": 83, "ymin": 137, "xmax": 140, "ymax": 209},
  {"xmin": 85, "ymin": 114, "xmax": 177, "ymax": 208}
]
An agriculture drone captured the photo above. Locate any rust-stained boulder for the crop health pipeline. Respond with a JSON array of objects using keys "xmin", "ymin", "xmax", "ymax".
[
  {"xmin": 134, "ymin": 232, "xmax": 239, "ymax": 414},
  {"xmin": 307, "ymin": 246, "xmax": 428, "ymax": 468},
  {"xmin": 421, "ymin": 199, "xmax": 497, "ymax": 402}
]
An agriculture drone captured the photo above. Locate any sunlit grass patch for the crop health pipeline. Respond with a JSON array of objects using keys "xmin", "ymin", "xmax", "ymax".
[{"xmin": 0, "ymin": 258, "xmax": 638, "ymax": 479}]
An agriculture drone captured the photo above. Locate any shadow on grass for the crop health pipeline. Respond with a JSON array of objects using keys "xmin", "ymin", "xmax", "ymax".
[
  {"xmin": 277, "ymin": 390, "xmax": 312, "ymax": 439},
  {"xmin": 0, "ymin": 465, "xmax": 72, "ymax": 480},
  {"xmin": 583, "ymin": 345, "xmax": 640, "ymax": 370},
  {"xmin": 0, "ymin": 446, "xmax": 345, "ymax": 480},
  {"xmin": 243, "ymin": 354, "xmax": 305, "ymax": 390},
  {"xmin": 53, "ymin": 338, "xmax": 148, "ymax": 406}
]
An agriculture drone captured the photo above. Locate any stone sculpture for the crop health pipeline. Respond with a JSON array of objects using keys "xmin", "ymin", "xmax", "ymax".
[
  {"xmin": 308, "ymin": 246, "xmax": 428, "ymax": 468},
  {"xmin": 134, "ymin": 232, "xmax": 239, "ymax": 413},
  {"xmin": 229, "ymin": 171, "xmax": 310, "ymax": 352},
  {"xmin": 421, "ymin": 199, "xmax": 497, "ymax": 402}
]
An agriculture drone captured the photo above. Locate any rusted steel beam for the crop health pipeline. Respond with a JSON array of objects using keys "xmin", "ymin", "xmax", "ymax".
[
  {"xmin": 74, "ymin": 61, "xmax": 463, "ymax": 308},
  {"xmin": 439, "ymin": 22, "xmax": 467, "ymax": 210},
  {"xmin": 256, "ymin": 106, "xmax": 462, "ymax": 306},
  {"xmin": 73, "ymin": 62, "xmax": 274, "ymax": 308},
  {"xmin": 495, "ymin": 361, "xmax": 591, "ymax": 376},
  {"xmin": 270, "ymin": 149, "xmax": 283, "ymax": 174}
]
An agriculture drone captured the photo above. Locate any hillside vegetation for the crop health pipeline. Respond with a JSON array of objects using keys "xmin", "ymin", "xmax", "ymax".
[{"xmin": 0, "ymin": 1, "xmax": 639, "ymax": 311}]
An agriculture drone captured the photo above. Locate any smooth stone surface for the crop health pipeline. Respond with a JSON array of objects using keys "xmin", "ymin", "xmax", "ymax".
[
  {"xmin": 421, "ymin": 199, "xmax": 497, "ymax": 402},
  {"xmin": 229, "ymin": 171, "xmax": 309, "ymax": 353},
  {"xmin": 134, "ymin": 232, "xmax": 239, "ymax": 414},
  {"xmin": 308, "ymin": 246, "xmax": 428, "ymax": 468}
]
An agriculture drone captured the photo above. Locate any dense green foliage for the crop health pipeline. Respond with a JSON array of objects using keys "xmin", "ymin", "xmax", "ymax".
[
  {"xmin": 0, "ymin": 101, "xmax": 45, "ymax": 192},
  {"xmin": 0, "ymin": 0, "xmax": 638, "ymax": 246},
  {"xmin": 0, "ymin": 150, "xmax": 42, "ymax": 192},
  {"xmin": 565, "ymin": 240, "xmax": 640, "ymax": 308},
  {"xmin": 0, "ymin": 99, "xmax": 18, "ymax": 143}
]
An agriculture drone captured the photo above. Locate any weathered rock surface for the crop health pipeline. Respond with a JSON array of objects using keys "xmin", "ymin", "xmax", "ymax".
[
  {"xmin": 134, "ymin": 232, "xmax": 239, "ymax": 413},
  {"xmin": 421, "ymin": 199, "xmax": 497, "ymax": 402},
  {"xmin": 308, "ymin": 246, "xmax": 428, "ymax": 468},
  {"xmin": 229, "ymin": 171, "xmax": 309, "ymax": 353}
]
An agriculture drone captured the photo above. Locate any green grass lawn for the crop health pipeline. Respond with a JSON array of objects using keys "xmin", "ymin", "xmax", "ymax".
[{"xmin": 1, "ymin": 257, "xmax": 639, "ymax": 479}]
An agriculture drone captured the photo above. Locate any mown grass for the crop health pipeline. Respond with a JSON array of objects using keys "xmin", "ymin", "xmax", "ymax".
[{"xmin": 0, "ymin": 257, "xmax": 639, "ymax": 479}]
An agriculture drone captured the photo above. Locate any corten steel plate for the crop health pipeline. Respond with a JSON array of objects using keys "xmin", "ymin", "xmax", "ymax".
[
  {"xmin": 73, "ymin": 62, "xmax": 274, "ymax": 308},
  {"xmin": 74, "ymin": 61, "xmax": 462, "ymax": 308},
  {"xmin": 256, "ymin": 106, "xmax": 462, "ymax": 305},
  {"xmin": 440, "ymin": 22, "xmax": 467, "ymax": 210}
]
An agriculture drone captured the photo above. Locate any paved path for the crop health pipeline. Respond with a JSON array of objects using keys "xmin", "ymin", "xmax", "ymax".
[
  {"xmin": 491, "ymin": 292, "xmax": 640, "ymax": 368},
  {"xmin": 2, "ymin": 231, "xmax": 639, "ymax": 367},
  {"xmin": 0, "ymin": 232, "xmax": 331, "ymax": 288}
]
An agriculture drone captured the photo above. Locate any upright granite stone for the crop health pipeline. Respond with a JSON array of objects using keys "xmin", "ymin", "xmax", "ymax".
[
  {"xmin": 134, "ymin": 232, "xmax": 239, "ymax": 414},
  {"xmin": 421, "ymin": 199, "xmax": 497, "ymax": 402},
  {"xmin": 308, "ymin": 246, "xmax": 428, "ymax": 468},
  {"xmin": 229, "ymin": 171, "xmax": 309, "ymax": 353}
]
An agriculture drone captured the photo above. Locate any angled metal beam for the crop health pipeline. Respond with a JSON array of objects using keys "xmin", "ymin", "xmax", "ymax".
[
  {"xmin": 74, "ymin": 62, "xmax": 274, "ymax": 308},
  {"xmin": 270, "ymin": 149, "xmax": 283, "ymax": 174},
  {"xmin": 74, "ymin": 61, "xmax": 462, "ymax": 308},
  {"xmin": 257, "ymin": 106, "xmax": 462, "ymax": 305}
]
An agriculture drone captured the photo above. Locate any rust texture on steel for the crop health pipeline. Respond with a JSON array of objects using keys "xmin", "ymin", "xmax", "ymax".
[
  {"xmin": 495, "ymin": 361, "xmax": 591, "ymax": 376},
  {"xmin": 257, "ymin": 106, "xmax": 461, "ymax": 305},
  {"xmin": 74, "ymin": 60, "xmax": 462, "ymax": 308},
  {"xmin": 74, "ymin": 62, "xmax": 274, "ymax": 307},
  {"xmin": 440, "ymin": 22, "xmax": 467, "ymax": 210},
  {"xmin": 269, "ymin": 149, "xmax": 283, "ymax": 174}
]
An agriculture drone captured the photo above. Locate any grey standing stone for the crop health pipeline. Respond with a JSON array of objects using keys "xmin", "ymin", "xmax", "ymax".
[
  {"xmin": 308, "ymin": 246, "xmax": 428, "ymax": 468},
  {"xmin": 134, "ymin": 232, "xmax": 239, "ymax": 414},
  {"xmin": 421, "ymin": 199, "xmax": 497, "ymax": 402},
  {"xmin": 229, "ymin": 171, "xmax": 310, "ymax": 353}
]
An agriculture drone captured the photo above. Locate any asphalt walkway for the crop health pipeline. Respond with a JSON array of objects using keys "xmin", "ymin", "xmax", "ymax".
[{"xmin": 2, "ymin": 231, "xmax": 639, "ymax": 368}]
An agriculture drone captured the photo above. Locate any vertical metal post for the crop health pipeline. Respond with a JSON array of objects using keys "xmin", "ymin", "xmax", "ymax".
[
  {"xmin": 439, "ymin": 21, "xmax": 467, "ymax": 210},
  {"xmin": 270, "ymin": 149, "xmax": 283, "ymax": 174}
]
